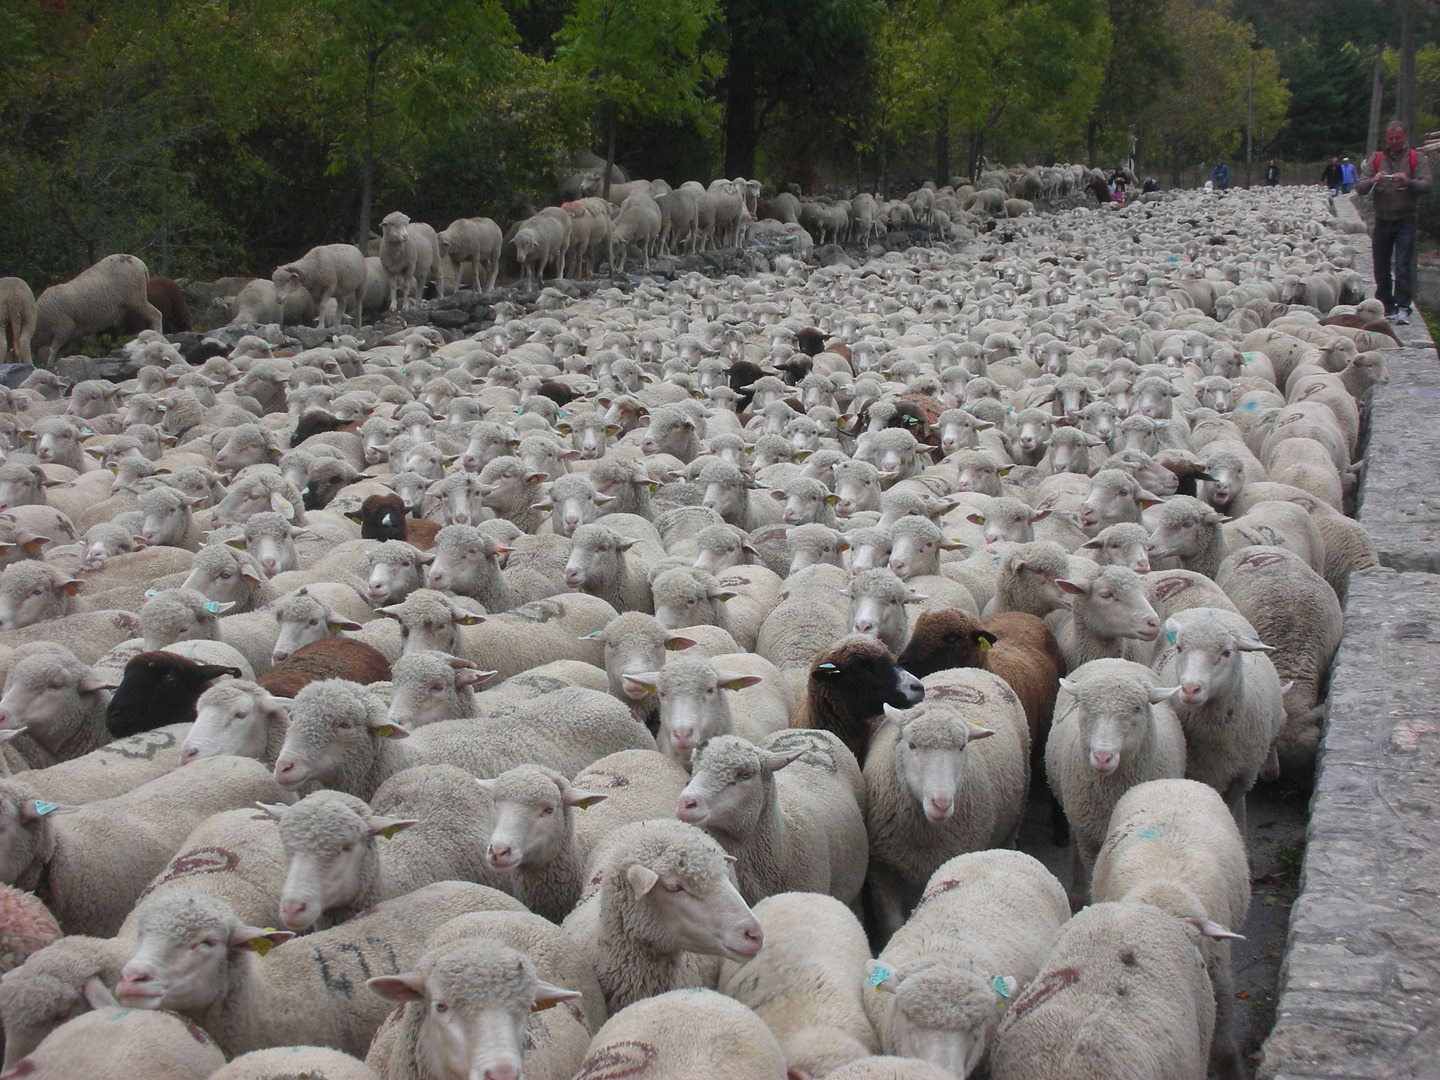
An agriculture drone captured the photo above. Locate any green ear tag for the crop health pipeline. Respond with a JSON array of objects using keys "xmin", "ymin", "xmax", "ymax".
[
  {"xmin": 1165, "ymin": 630, "xmax": 1177, "ymax": 645},
  {"xmin": 993, "ymin": 975, "xmax": 1016, "ymax": 999},
  {"xmin": 977, "ymin": 638, "xmax": 991, "ymax": 652},
  {"xmin": 869, "ymin": 962, "xmax": 894, "ymax": 990},
  {"xmin": 378, "ymin": 824, "xmax": 402, "ymax": 839},
  {"xmin": 33, "ymin": 801, "xmax": 57, "ymax": 817},
  {"xmin": 376, "ymin": 725, "xmax": 395, "ymax": 739}
]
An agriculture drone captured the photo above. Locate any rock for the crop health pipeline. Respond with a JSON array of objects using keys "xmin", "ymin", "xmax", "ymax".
[
  {"xmin": 290, "ymin": 325, "xmax": 337, "ymax": 350},
  {"xmin": 0, "ymin": 364, "xmax": 35, "ymax": 389},
  {"xmin": 50, "ymin": 355, "xmax": 100, "ymax": 384},
  {"xmin": 428, "ymin": 309, "xmax": 470, "ymax": 329}
]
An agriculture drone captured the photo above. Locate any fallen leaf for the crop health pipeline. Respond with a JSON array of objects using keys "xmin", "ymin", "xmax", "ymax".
[
  {"xmin": 1256, "ymin": 821, "xmax": 1275, "ymax": 829},
  {"xmin": 1236, "ymin": 991, "xmax": 1251, "ymax": 999}
]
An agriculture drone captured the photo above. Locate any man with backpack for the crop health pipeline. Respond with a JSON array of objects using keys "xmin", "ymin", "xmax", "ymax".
[{"xmin": 1356, "ymin": 121, "xmax": 1433, "ymax": 325}]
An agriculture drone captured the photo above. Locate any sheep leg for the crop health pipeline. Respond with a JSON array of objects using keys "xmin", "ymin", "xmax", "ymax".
[
  {"xmin": 1049, "ymin": 790, "xmax": 1070, "ymax": 847},
  {"xmin": 1223, "ymin": 778, "xmax": 1250, "ymax": 836},
  {"xmin": 314, "ymin": 288, "xmax": 334, "ymax": 328},
  {"xmin": 866, "ymin": 864, "xmax": 908, "ymax": 943},
  {"xmin": 1209, "ymin": 942, "xmax": 1244, "ymax": 1080},
  {"xmin": 138, "ymin": 300, "xmax": 165, "ymax": 333},
  {"xmin": 350, "ymin": 287, "xmax": 365, "ymax": 328},
  {"xmin": 1067, "ymin": 841, "xmax": 1089, "ymax": 913}
]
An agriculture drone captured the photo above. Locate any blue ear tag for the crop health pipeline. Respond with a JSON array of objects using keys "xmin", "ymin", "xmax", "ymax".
[
  {"xmin": 203, "ymin": 601, "xmax": 223, "ymax": 613},
  {"xmin": 145, "ymin": 589, "xmax": 160, "ymax": 598},
  {"xmin": 993, "ymin": 975, "xmax": 1015, "ymax": 998},
  {"xmin": 1165, "ymin": 629, "xmax": 1177, "ymax": 645},
  {"xmin": 33, "ymin": 801, "xmax": 58, "ymax": 816},
  {"xmin": 869, "ymin": 962, "xmax": 894, "ymax": 989}
]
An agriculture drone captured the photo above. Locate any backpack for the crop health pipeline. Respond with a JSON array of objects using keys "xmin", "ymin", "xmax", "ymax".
[{"xmin": 1373, "ymin": 149, "xmax": 1418, "ymax": 175}]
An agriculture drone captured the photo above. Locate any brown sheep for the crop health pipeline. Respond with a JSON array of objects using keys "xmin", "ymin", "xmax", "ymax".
[
  {"xmin": 120, "ymin": 276, "xmax": 192, "ymax": 334},
  {"xmin": 344, "ymin": 492, "xmax": 441, "ymax": 550},
  {"xmin": 256, "ymin": 638, "xmax": 391, "ymax": 698},
  {"xmin": 789, "ymin": 634, "xmax": 925, "ymax": 766}
]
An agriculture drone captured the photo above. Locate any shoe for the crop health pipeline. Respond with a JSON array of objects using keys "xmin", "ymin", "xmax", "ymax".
[{"xmin": 1390, "ymin": 308, "xmax": 1411, "ymax": 326}]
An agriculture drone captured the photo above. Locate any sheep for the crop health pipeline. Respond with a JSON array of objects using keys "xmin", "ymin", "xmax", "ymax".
[
  {"xmin": 426, "ymin": 525, "xmax": 560, "ymax": 613},
  {"xmin": 1076, "ymin": 469, "xmax": 1161, "ymax": 537},
  {"xmin": 826, "ymin": 1059, "xmax": 956, "ymax": 1080},
  {"xmin": 1152, "ymin": 607, "xmax": 1286, "ymax": 826},
  {"xmin": 365, "ymin": 929, "xmax": 589, "ymax": 1080},
  {"xmin": 138, "ymin": 585, "xmax": 277, "ymax": 677},
  {"xmin": 25, "ymin": 416, "xmax": 89, "ymax": 473},
  {"xmin": 272, "ymin": 679, "xmax": 650, "ymax": 801},
  {"xmin": 715, "ymin": 891, "xmax": 878, "ymax": 1078},
  {"xmin": 988, "ymin": 902, "xmax": 1217, "ymax": 1080},
  {"xmin": 257, "ymin": 638, "xmax": 391, "ymax": 700},
  {"xmin": 0, "ymin": 563, "xmax": 83, "ymax": 631},
  {"xmin": 267, "ymin": 767, "xmax": 505, "ymax": 932},
  {"xmin": 210, "ymin": 470, "xmax": 308, "ymax": 527},
  {"xmin": 698, "ymin": 460, "xmax": 780, "ymax": 530},
  {"xmin": 104, "ymin": 649, "xmax": 244, "ymax": 738},
  {"xmin": 849, "ymin": 568, "xmax": 923, "ymax": 653},
  {"xmin": 561, "ymin": 818, "xmax": 763, "ymax": 1013},
  {"xmin": 0, "ymin": 755, "xmax": 290, "ymax": 936},
  {"xmin": 1053, "ymin": 566, "xmax": 1163, "ymax": 670},
  {"xmin": 269, "ymin": 586, "xmax": 366, "ymax": 663},
  {"xmin": 477, "ymin": 763, "xmax": 605, "ymax": 923},
  {"xmin": 383, "ymin": 649, "xmax": 492, "ymax": 728},
  {"xmin": 1045, "ymin": 659, "xmax": 1187, "ymax": 908},
  {"xmin": 180, "ymin": 680, "xmax": 291, "ymax": 765},
  {"xmin": 512, "ymin": 209, "xmax": 571, "ymax": 287},
  {"xmin": 30, "ymin": 254, "xmax": 161, "ymax": 365},
  {"xmin": 626, "ymin": 653, "xmax": 790, "ymax": 769},
  {"xmin": 0, "ymin": 463, "xmax": 50, "ymax": 511},
  {"xmin": 1216, "ymin": 546, "xmax": 1342, "ymax": 781},
  {"xmin": 588, "ymin": 612, "xmax": 735, "ymax": 726},
  {"xmin": 112, "ymin": 881, "xmax": 524, "ymax": 1059},
  {"xmin": 213, "ymin": 1046, "xmax": 382, "ymax": 1080},
  {"xmin": 984, "ymin": 541, "xmax": 1075, "ymax": 619},
  {"xmin": 862, "ymin": 668, "xmax": 1030, "ymax": 939},
  {"xmin": 135, "ymin": 485, "xmax": 204, "ymax": 551},
  {"xmin": 0, "ymin": 277, "xmax": 36, "ymax": 365},
  {"xmin": 378, "ymin": 211, "xmax": 438, "ymax": 310},
  {"xmin": 565, "ymin": 523, "xmax": 654, "ymax": 614},
  {"xmin": 677, "ymin": 728, "xmax": 867, "ymax": 906},
  {"xmin": 364, "ymin": 540, "xmax": 432, "ymax": 607},
  {"xmin": 213, "ymin": 423, "xmax": 283, "ymax": 475},
  {"xmin": 790, "ymin": 634, "xmax": 926, "ymax": 765},
  {"xmin": 1221, "ymin": 498, "xmax": 1327, "ymax": 578},
  {"xmin": 866, "ymin": 850, "xmax": 1070, "ymax": 1078},
  {"xmin": 1079, "ymin": 522, "xmax": 1153, "ymax": 574},
  {"xmin": 573, "ymin": 987, "xmax": 788, "ymax": 1078},
  {"xmin": 0, "ymin": 644, "xmax": 112, "ymax": 771},
  {"xmin": 273, "ymin": 243, "xmax": 367, "ymax": 328},
  {"xmin": 437, "ymin": 215, "xmax": 503, "ymax": 293},
  {"xmin": 4, "ymin": 1003, "xmax": 227, "ymax": 1079},
  {"xmin": 1092, "ymin": 779, "xmax": 1251, "ymax": 1080}
]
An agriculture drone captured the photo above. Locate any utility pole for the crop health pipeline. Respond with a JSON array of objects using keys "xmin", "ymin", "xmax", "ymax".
[
  {"xmin": 1245, "ymin": 49, "xmax": 1254, "ymax": 188},
  {"xmin": 1398, "ymin": 0, "xmax": 1416, "ymax": 138},
  {"xmin": 157, "ymin": 0, "xmax": 169, "ymax": 275}
]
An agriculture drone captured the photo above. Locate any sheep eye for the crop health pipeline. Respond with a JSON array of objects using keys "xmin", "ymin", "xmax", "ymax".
[
  {"xmin": 31, "ymin": 588, "xmax": 43, "ymax": 597},
  {"xmin": 907, "ymin": 741, "xmax": 917, "ymax": 750},
  {"xmin": 220, "ymin": 570, "xmax": 232, "ymax": 579},
  {"xmin": 337, "ymin": 720, "xmax": 353, "ymax": 730},
  {"xmin": 309, "ymin": 618, "xmax": 319, "ymax": 626},
  {"xmin": 434, "ymin": 1002, "xmax": 449, "ymax": 1013},
  {"xmin": 342, "ymin": 842, "xmax": 356, "ymax": 852},
  {"xmin": 540, "ymin": 806, "xmax": 555, "ymax": 816},
  {"xmin": 664, "ymin": 881, "xmax": 685, "ymax": 894},
  {"xmin": 1221, "ymin": 649, "xmax": 1232, "ymax": 658},
  {"xmin": 48, "ymin": 680, "xmax": 63, "ymax": 689},
  {"xmin": 737, "ymin": 770, "xmax": 753, "ymax": 782}
]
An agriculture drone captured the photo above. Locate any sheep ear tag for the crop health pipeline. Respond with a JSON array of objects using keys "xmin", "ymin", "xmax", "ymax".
[
  {"xmin": 1165, "ymin": 629, "xmax": 1178, "ymax": 645},
  {"xmin": 145, "ymin": 589, "xmax": 160, "ymax": 598},
  {"xmin": 992, "ymin": 975, "xmax": 1018, "ymax": 1000},
  {"xmin": 977, "ymin": 637, "xmax": 991, "ymax": 652},
  {"xmin": 376, "ymin": 724, "xmax": 396, "ymax": 738},
  {"xmin": 203, "ymin": 601, "xmax": 224, "ymax": 614},
  {"xmin": 868, "ymin": 960, "xmax": 897, "ymax": 993}
]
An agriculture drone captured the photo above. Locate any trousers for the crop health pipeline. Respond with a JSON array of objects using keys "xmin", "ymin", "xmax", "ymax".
[{"xmin": 1372, "ymin": 215, "xmax": 1417, "ymax": 312}]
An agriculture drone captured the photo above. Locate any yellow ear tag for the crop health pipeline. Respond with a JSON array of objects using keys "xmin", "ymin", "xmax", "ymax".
[
  {"xmin": 977, "ymin": 638, "xmax": 992, "ymax": 652},
  {"xmin": 376, "ymin": 725, "xmax": 395, "ymax": 739},
  {"xmin": 249, "ymin": 932, "xmax": 280, "ymax": 957},
  {"xmin": 378, "ymin": 824, "xmax": 402, "ymax": 839},
  {"xmin": 327, "ymin": 623, "xmax": 344, "ymax": 633}
]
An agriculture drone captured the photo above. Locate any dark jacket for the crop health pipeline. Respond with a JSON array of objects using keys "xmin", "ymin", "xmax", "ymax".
[
  {"xmin": 1356, "ymin": 147, "xmax": 1433, "ymax": 220},
  {"xmin": 1321, "ymin": 162, "xmax": 1343, "ymax": 185}
]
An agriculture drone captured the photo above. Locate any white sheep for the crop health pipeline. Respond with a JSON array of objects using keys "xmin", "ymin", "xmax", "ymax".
[
  {"xmin": 863, "ymin": 667, "xmax": 1031, "ymax": 939},
  {"xmin": 273, "ymin": 243, "xmax": 367, "ymax": 329},
  {"xmin": 0, "ymin": 644, "xmax": 112, "ymax": 771},
  {"xmin": 1092, "ymin": 778, "xmax": 1251, "ymax": 1080},
  {"xmin": 113, "ymin": 881, "xmax": 524, "ymax": 1059},
  {"xmin": 436, "ymin": 215, "xmax": 503, "ymax": 294},
  {"xmin": 1044, "ymin": 658, "xmax": 1187, "ymax": 908},
  {"xmin": 560, "ymin": 817, "xmax": 762, "ymax": 1013},
  {"xmin": 31, "ymin": 254, "xmax": 161, "ymax": 365},
  {"xmin": 1152, "ymin": 607, "xmax": 1287, "ymax": 827},
  {"xmin": 0, "ymin": 563, "xmax": 83, "ymax": 632},
  {"xmin": 5, "ymin": 1002, "xmax": 226, "ymax": 1079},
  {"xmin": 717, "ymin": 891, "xmax": 880, "ymax": 1078},
  {"xmin": 212, "ymin": 1046, "xmax": 381, "ymax": 1080},
  {"xmin": 866, "ymin": 849, "xmax": 1070, "ymax": 1078},
  {"xmin": 677, "ymin": 728, "xmax": 867, "ymax": 906},
  {"xmin": 1053, "ymin": 565, "xmax": 1164, "ymax": 670},
  {"xmin": 989, "ymin": 902, "xmax": 1217, "ymax": 1080},
  {"xmin": 568, "ymin": 748, "xmax": 692, "ymax": 868},
  {"xmin": 0, "ymin": 277, "xmax": 36, "ymax": 365}
]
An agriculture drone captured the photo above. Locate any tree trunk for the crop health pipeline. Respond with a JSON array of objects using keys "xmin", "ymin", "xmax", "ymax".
[
  {"xmin": 934, "ymin": 106, "xmax": 949, "ymax": 187},
  {"xmin": 1398, "ymin": 0, "xmax": 1416, "ymax": 139},
  {"xmin": 1086, "ymin": 117, "xmax": 1098, "ymax": 169},
  {"xmin": 603, "ymin": 101, "xmax": 617, "ymax": 202},
  {"xmin": 1366, "ymin": 49, "xmax": 1384, "ymax": 158},
  {"xmin": 357, "ymin": 57, "xmax": 377, "ymax": 255}
]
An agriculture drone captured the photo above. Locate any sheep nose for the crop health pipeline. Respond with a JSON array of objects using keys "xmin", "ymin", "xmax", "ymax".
[
  {"xmin": 487, "ymin": 843, "xmax": 514, "ymax": 866},
  {"xmin": 179, "ymin": 746, "xmax": 200, "ymax": 765},
  {"xmin": 853, "ymin": 619, "xmax": 875, "ymax": 634},
  {"xmin": 887, "ymin": 561, "xmax": 904, "ymax": 574},
  {"xmin": 1133, "ymin": 558, "xmax": 1151, "ymax": 574},
  {"xmin": 261, "ymin": 558, "xmax": 277, "ymax": 572},
  {"xmin": 426, "ymin": 573, "xmax": 445, "ymax": 588},
  {"xmin": 272, "ymin": 651, "xmax": 290, "ymax": 665},
  {"xmin": 676, "ymin": 795, "xmax": 702, "ymax": 820},
  {"xmin": 1091, "ymin": 750, "xmax": 1116, "ymax": 772},
  {"xmin": 782, "ymin": 510, "xmax": 795, "ymax": 523},
  {"xmin": 453, "ymin": 513, "xmax": 469, "ymax": 525},
  {"xmin": 927, "ymin": 797, "xmax": 953, "ymax": 820},
  {"xmin": 563, "ymin": 569, "xmax": 582, "ymax": 586},
  {"xmin": 672, "ymin": 729, "xmax": 694, "ymax": 749},
  {"xmin": 279, "ymin": 901, "xmax": 310, "ymax": 928},
  {"xmin": 482, "ymin": 1065, "xmax": 520, "ymax": 1080}
]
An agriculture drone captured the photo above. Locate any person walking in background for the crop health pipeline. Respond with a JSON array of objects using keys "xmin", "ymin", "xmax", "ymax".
[
  {"xmin": 1265, "ymin": 160, "xmax": 1280, "ymax": 186},
  {"xmin": 1322, "ymin": 157, "xmax": 1343, "ymax": 192},
  {"xmin": 1340, "ymin": 157, "xmax": 1358, "ymax": 193},
  {"xmin": 1211, "ymin": 161, "xmax": 1230, "ymax": 190},
  {"xmin": 1110, "ymin": 166, "xmax": 1128, "ymax": 200},
  {"xmin": 1356, "ymin": 121, "xmax": 1432, "ymax": 326}
]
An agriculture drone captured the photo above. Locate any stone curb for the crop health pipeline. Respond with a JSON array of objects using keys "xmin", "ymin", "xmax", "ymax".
[{"xmin": 1259, "ymin": 214, "xmax": 1440, "ymax": 1079}]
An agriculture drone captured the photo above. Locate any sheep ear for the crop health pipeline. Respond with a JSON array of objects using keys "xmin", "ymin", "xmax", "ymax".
[
  {"xmin": 367, "ymin": 815, "xmax": 420, "ymax": 839},
  {"xmin": 1055, "ymin": 578, "xmax": 1089, "ymax": 596},
  {"xmin": 370, "ymin": 715, "xmax": 410, "ymax": 740},
  {"xmin": 767, "ymin": 488, "xmax": 788, "ymax": 501},
  {"xmin": 232, "ymin": 924, "xmax": 294, "ymax": 954},
  {"xmin": 239, "ymin": 563, "xmax": 264, "ymax": 585},
  {"xmin": 562, "ymin": 786, "xmax": 608, "ymax": 809},
  {"xmin": 1030, "ymin": 508, "xmax": 1052, "ymax": 522},
  {"xmin": 532, "ymin": 981, "xmax": 584, "ymax": 1011},
  {"xmin": 19, "ymin": 800, "xmax": 78, "ymax": 821},
  {"xmin": 1148, "ymin": 685, "xmax": 1182, "ymax": 704},
  {"xmin": 968, "ymin": 725, "xmax": 996, "ymax": 740},
  {"xmin": 594, "ymin": 492, "xmax": 618, "ymax": 506},
  {"xmin": 1187, "ymin": 917, "xmax": 1244, "ymax": 941},
  {"xmin": 326, "ymin": 616, "xmax": 364, "ymax": 632},
  {"xmin": 194, "ymin": 663, "xmax": 242, "ymax": 681},
  {"xmin": 764, "ymin": 749, "xmax": 804, "ymax": 772},
  {"xmin": 1079, "ymin": 538, "xmax": 1103, "ymax": 550},
  {"xmin": 225, "ymin": 537, "xmax": 248, "ymax": 549},
  {"xmin": 531, "ymin": 497, "xmax": 554, "ymax": 512},
  {"xmin": 255, "ymin": 801, "xmax": 288, "ymax": 821},
  {"xmin": 965, "ymin": 512, "xmax": 985, "ymax": 525},
  {"xmin": 56, "ymin": 578, "xmax": 83, "ymax": 596},
  {"xmin": 880, "ymin": 702, "xmax": 909, "ymax": 723},
  {"xmin": 939, "ymin": 538, "xmax": 968, "ymax": 551},
  {"xmin": 1057, "ymin": 677, "xmax": 1079, "ymax": 696},
  {"xmin": 455, "ymin": 669, "xmax": 497, "ymax": 688},
  {"xmin": 664, "ymin": 634, "xmax": 697, "ymax": 651},
  {"xmin": 82, "ymin": 976, "xmax": 119, "ymax": 1010},
  {"xmin": 75, "ymin": 675, "xmax": 117, "ymax": 694},
  {"xmin": 622, "ymin": 672, "xmax": 660, "ymax": 695},
  {"xmin": 814, "ymin": 662, "xmax": 841, "ymax": 677},
  {"xmin": 270, "ymin": 492, "xmax": 297, "ymax": 520},
  {"xmin": 974, "ymin": 630, "xmax": 998, "ymax": 652},
  {"xmin": 1235, "ymin": 635, "xmax": 1274, "ymax": 653},
  {"xmin": 1136, "ymin": 489, "xmax": 1164, "ymax": 508},
  {"xmin": 616, "ymin": 537, "xmax": 641, "ymax": 552},
  {"xmin": 708, "ymin": 588, "xmax": 738, "ymax": 602},
  {"xmin": 716, "ymin": 673, "xmax": 763, "ymax": 692},
  {"xmin": 376, "ymin": 604, "xmax": 403, "ymax": 620},
  {"xmin": 625, "ymin": 863, "xmax": 660, "ymax": 896},
  {"xmin": 367, "ymin": 972, "xmax": 428, "ymax": 1003},
  {"xmin": 450, "ymin": 607, "xmax": 485, "ymax": 626}
]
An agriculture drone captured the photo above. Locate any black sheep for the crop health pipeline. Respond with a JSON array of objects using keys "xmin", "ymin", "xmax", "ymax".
[{"xmin": 105, "ymin": 652, "xmax": 243, "ymax": 738}]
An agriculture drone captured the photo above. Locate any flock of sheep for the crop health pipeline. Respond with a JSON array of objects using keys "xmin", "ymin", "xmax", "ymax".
[{"xmin": 0, "ymin": 168, "xmax": 1385, "ymax": 1080}]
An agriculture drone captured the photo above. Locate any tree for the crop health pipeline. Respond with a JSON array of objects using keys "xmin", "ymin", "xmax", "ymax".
[
  {"xmin": 554, "ymin": 0, "xmax": 721, "ymax": 199},
  {"xmin": 301, "ymin": 0, "xmax": 517, "ymax": 250},
  {"xmin": 1085, "ymin": 0, "xmax": 1182, "ymax": 167},
  {"xmin": 1135, "ymin": 1, "xmax": 1288, "ymax": 185}
]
